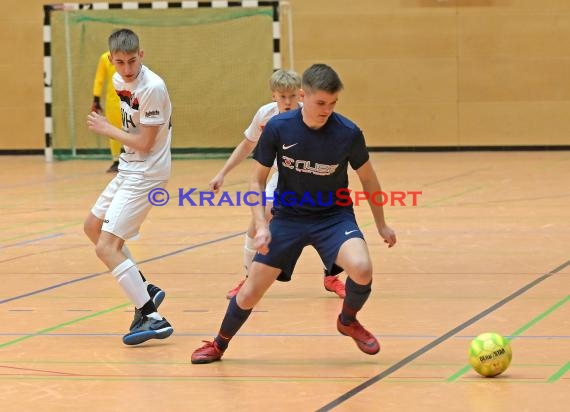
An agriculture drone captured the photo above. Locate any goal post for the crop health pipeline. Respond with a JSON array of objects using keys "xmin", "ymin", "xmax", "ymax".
[{"xmin": 43, "ymin": 1, "xmax": 283, "ymax": 161}]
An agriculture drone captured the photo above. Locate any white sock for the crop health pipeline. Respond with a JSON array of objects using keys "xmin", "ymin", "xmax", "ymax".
[
  {"xmin": 243, "ymin": 235, "xmax": 256, "ymax": 274},
  {"xmin": 112, "ymin": 259, "xmax": 152, "ymax": 309},
  {"xmin": 122, "ymin": 245, "xmax": 149, "ymax": 286}
]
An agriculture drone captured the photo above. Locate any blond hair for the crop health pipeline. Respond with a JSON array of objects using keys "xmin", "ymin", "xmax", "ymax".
[{"xmin": 269, "ymin": 69, "xmax": 301, "ymax": 92}]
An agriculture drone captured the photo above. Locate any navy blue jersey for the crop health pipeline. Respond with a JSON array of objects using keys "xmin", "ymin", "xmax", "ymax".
[{"xmin": 253, "ymin": 108, "xmax": 369, "ymax": 217}]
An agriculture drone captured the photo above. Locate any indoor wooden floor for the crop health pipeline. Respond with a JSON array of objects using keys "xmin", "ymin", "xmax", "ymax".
[{"xmin": 1, "ymin": 152, "xmax": 568, "ymax": 411}]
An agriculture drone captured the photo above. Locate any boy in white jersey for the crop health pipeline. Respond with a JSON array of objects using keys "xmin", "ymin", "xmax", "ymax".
[
  {"xmin": 209, "ymin": 70, "xmax": 347, "ymax": 299},
  {"xmin": 85, "ymin": 28, "xmax": 173, "ymax": 346}
]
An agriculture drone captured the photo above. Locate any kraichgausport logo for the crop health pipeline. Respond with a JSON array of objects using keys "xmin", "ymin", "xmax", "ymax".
[{"xmin": 147, "ymin": 188, "xmax": 422, "ymax": 207}]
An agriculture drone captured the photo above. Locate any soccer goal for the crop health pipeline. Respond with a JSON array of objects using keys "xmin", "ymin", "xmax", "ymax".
[{"xmin": 43, "ymin": 1, "xmax": 284, "ymax": 161}]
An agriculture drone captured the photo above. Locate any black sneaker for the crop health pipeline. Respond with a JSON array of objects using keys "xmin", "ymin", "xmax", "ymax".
[
  {"xmin": 106, "ymin": 160, "xmax": 119, "ymax": 173},
  {"xmin": 122, "ymin": 316, "xmax": 173, "ymax": 346},
  {"xmin": 130, "ymin": 284, "xmax": 166, "ymax": 330}
]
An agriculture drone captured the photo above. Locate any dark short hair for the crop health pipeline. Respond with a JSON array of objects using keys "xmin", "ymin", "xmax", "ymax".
[{"xmin": 302, "ymin": 64, "xmax": 344, "ymax": 94}]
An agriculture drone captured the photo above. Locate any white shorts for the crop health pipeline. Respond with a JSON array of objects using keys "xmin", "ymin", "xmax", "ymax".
[
  {"xmin": 91, "ymin": 174, "xmax": 167, "ymax": 240},
  {"xmin": 265, "ymin": 171, "xmax": 278, "ymax": 201}
]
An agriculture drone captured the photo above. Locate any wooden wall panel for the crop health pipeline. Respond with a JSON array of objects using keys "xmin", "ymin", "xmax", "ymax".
[
  {"xmin": 459, "ymin": 102, "xmax": 570, "ymax": 145},
  {"xmin": 0, "ymin": 63, "xmax": 41, "ymax": 108},
  {"xmin": 297, "ymin": 58, "xmax": 459, "ymax": 147},
  {"xmin": 459, "ymin": 58, "xmax": 570, "ymax": 102},
  {"xmin": 458, "ymin": 13, "xmax": 570, "ymax": 58},
  {"xmin": 292, "ymin": 13, "xmax": 457, "ymax": 61},
  {"xmin": 342, "ymin": 103, "xmax": 459, "ymax": 147},
  {"xmin": 2, "ymin": 0, "xmax": 570, "ymax": 151},
  {"xmin": 456, "ymin": 10, "xmax": 570, "ymax": 145},
  {"xmin": 0, "ymin": 3, "xmax": 44, "ymax": 150},
  {"xmin": 300, "ymin": 58, "xmax": 458, "ymax": 103},
  {"xmin": 454, "ymin": 0, "xmax": 570, "ymax": 11},
  {"xmin": 1, "ymin": 107, "xmax": 44, "ymax": 150},
  {"xmin": 292, "ymin": 5, "xmax": 458, "ymax": 147}
]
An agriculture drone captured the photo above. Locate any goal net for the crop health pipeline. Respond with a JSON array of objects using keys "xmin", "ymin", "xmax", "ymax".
[{"xmin": 44, "ymin": 1, "xmax": 281, "ymax": 160}]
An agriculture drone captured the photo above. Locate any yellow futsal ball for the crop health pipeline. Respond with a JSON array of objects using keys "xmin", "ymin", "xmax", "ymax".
[{"xmin": 468, "ymin": 332, "xmax": 512, "ymax": 377}]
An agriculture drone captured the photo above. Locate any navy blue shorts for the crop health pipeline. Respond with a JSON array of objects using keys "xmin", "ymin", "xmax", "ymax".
[{"xmin": 253, "ymin": 211, "xmax": 364, "ymax": 281}]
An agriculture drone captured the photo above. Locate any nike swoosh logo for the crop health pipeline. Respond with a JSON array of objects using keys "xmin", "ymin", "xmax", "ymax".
[
  {"xmin": 345, "ymin": 230, "xmax": 359, "ymax": 236},
  {"xmin": 282, "ymin": 143, "xmax": 298, "ymax": 150}
]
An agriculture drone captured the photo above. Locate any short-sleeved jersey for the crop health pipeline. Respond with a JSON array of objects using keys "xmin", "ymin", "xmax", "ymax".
[
  {"xmin": 113, "ymin": 65, "xmax": 172, "ymax": 180},
  {"xmin": 244, "ymin": 102, "xmax": 279, "ymax": 143},
  {"xmin": 245, "ymin": 101, "xmax": 303, "ymax": 168},
  {"xmin": 253, "ymin": 108, "xmax": 369, "ymax": 217}
]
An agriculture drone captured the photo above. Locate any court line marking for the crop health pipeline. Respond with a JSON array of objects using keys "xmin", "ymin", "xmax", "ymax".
[
  {"xmin": 316, "ymin": 259, "xmax": 570, "ymax": 412},
  {"xmin": 0, "ymin": 303, "xmax": 130, "ymax": 349},
  {"xmin": 0, "ymin": 374, "xmax": 562, "ymax": 384},
  {"xmin": 0, "ymin": 332, "xmax": 568, "ymax": 340},
  {"xmin": 0, "ymin": 222, "xmax": 79, "ymax": 243},
  {"xmin": 0, "ymin": 231, "xmax": 244, "ymax": 305},
  {"xmin": 548, "ymin": 361, "xmax": 569, "ymax": 382},
  {"xmin": 0, "ymin": 233, "xmax": 64, "ymax": 249},
  {"xmin": 3, "ymin": 265, "xmax": 565, "ymax": 381},
  {"xmin": 0, "ymin": 175, "xmax": 570, "ymax": 384},
  {"xmin": 0, "ymin": 244, "xmax": 85, "ymax": 264},
  {"xmin": 0, "ymin": 365, "xmax": 79, "ymax": 376},
  {"xmin": 0, "ymin": 359, "xmax": 563, "ymax": 367},
  {"xmin": 446, "ymin": 294, "xmax": 569, "ymax": 381}
]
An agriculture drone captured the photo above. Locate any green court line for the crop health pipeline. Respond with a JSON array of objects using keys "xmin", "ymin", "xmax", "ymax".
[
  {"xmin": 389, "ymin": 379, "xmax": 548, "ymax": 384},
  {"xmin": 0, "ymin": 303, "xmax": 130, "ymax": 349},
  {"xmin": 510, "ymin": 295, "xmax": 569, "ymax": 337},
  {"xmin": 547, "ymin": 361, "xmax": 569, "ymax": 383},
  {"xmin": 446, "ymin": 295, "xmax": 569, "ymax": 382},
  {"xmin": 446, "ymin": 365, "xmax": 472, "ymax": 382}
]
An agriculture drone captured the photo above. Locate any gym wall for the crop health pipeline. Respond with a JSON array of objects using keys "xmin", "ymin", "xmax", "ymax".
[{"xmin": 2, "ymin": 0, "xmax": 569, "ymax": 151}]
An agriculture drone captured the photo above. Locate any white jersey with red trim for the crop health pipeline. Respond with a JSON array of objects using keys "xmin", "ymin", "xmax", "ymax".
[{"xmin": 114, "ymin": 65, "xmax": 172, "ymax": 180}]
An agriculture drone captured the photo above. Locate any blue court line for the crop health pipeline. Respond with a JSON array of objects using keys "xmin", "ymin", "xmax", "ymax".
[
  {"xmin": 0, "ymin": 233, "xmax": 64, "ymax": 249},
  {"xmin": 0, "ymin": 231, "xmax": 244, "ymax": 305}
]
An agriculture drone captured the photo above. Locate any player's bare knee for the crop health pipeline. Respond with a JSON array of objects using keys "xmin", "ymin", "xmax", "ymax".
[
  {"xmin": 83, "ymin": 217, "xmax": 94, "ymax": 236},
  {"xmin": 83, "ymin": 214, "xmax": 102, "ymax": 240},
  {"xmin": 236, "ymin": 289, "xmax": 259, "ymax": 310},
  {"xmin": 347, "ymin": 260, "xmax": 373, "ymax": 284},
  {"xmin": 83, "ymin": 220, "xmax": 91, "ymax": 237},
  {"xmin": 94, "ymin": 240, "xmax": 115, "ymax": 262}
]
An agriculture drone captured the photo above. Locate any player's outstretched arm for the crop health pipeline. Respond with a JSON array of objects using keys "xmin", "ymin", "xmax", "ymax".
[
  {"xmin": 355, "ymin": 160, "xmax": 397, "ymax": 248},
  {"xmin": 209, "ymin": 138, "xmax": 257, "ymax": 192}
]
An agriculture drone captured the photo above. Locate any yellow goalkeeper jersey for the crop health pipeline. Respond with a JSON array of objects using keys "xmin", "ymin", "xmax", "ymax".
[{"xmin": 92, "ymin": 51, "xmax": 121, "ymax": 127}]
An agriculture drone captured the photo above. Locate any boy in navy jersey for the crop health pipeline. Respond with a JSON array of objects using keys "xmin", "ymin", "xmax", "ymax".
[
  {"xmin": 209, "ymin": 69, "xmax": 346, "ymax": 300},
  {"xmin": 191, "ymin": 64, "xmax": 396, "ymax": 363}
]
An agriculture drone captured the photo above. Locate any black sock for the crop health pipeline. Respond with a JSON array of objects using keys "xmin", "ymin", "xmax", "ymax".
[
  {"xmin": 139, "ymin": 271, "xmax": 147, "ymax": 282},
  {"xmin": 325, "ymin": 264, "xmax": 344, "ymax": 277},
  {"xmin": 140, "ymin": 299, "xmax": 157, "ymax": 317},
  {"xmin": 214, "ymin": 296, "xmax": 252, "ymax": 350},
  {"xmin": 340, "ymin": 277, "xmax": 371, "ymax": 324}
]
